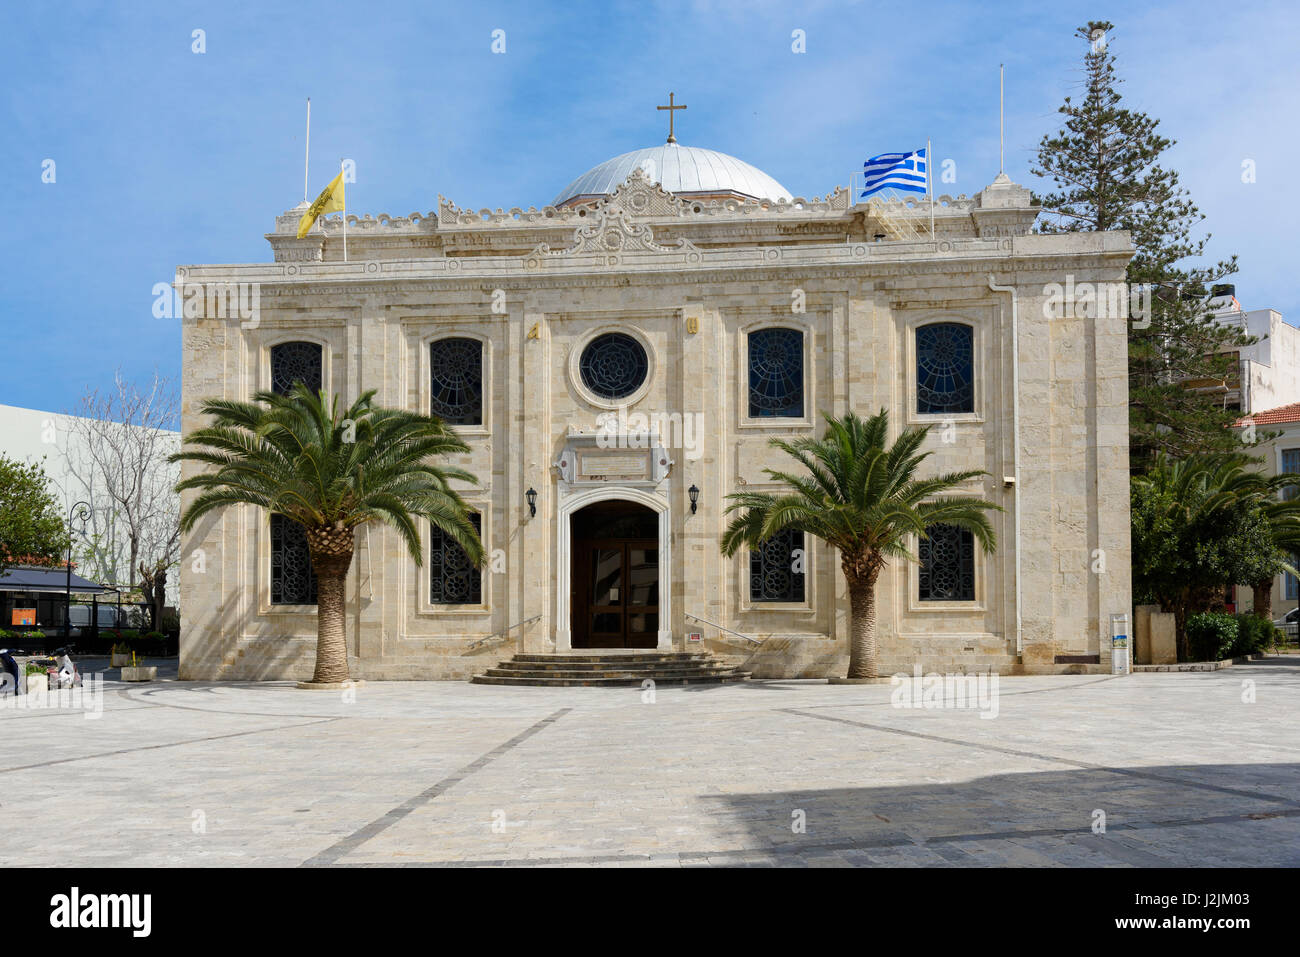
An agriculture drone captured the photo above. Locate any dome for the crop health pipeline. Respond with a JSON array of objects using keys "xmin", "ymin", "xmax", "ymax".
[{"xmin": 552, "ymin": 143, "xmax": 791, "ymax": 206}]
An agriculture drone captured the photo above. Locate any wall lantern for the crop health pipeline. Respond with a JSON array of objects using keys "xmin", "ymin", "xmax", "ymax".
[
  {"xmin": 688, "ymin": 484, "xmax": 700, "ymax": 514},
  {"xmin": 526, "ymin": 487, "xmax": 538, "ymax": 518}
]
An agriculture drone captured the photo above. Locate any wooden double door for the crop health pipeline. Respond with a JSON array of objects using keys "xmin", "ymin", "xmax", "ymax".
[{"xmin": 570, "ymin": 502, "xmax": 660, "ymax": 649}]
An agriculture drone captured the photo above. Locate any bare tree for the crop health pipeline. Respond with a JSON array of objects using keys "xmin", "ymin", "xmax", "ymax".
[{"xmin": 63, "ymin": 372, "xmax": 181, "ymax": 630}]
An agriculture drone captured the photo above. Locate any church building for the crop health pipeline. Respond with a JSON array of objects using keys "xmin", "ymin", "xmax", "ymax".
[{"xmin": 177, "ymin": 122, "xmax": 1133, "ymax": 681}]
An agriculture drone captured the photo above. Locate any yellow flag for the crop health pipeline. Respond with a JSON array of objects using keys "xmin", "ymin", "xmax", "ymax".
[{"xmin": 296, "ymin": 171, "xmax": 345, "ymax": 239}]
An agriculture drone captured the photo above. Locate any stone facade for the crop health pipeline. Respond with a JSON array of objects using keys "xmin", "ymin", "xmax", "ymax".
[{"xmin": 177, "ymin": 161, "xmax": 1133, "ymax": 680}]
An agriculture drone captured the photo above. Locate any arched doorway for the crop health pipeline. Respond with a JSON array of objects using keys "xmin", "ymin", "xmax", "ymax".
[{"xmin": 569, "ymin": 500, "xmax": 660, "ymax": 649}]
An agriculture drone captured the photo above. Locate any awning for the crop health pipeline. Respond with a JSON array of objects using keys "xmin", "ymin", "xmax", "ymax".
[{"xmin": 0, "ymin": 567, "xmax": 112, "ymax": 595}]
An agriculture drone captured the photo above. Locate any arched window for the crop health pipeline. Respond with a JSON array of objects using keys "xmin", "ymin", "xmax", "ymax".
[
  {"xmin": 270, "ymin": 341, "xmax": 324, "ymax": 397},
  {"xmin": 268, "ymin": 341, "xmax": 323, "ymax": 604},
  {"xmin": 749, "ymin": 528, "xmax": 805, "ymax": 603},
  {"xmin": 578, "ymin": 332, "xmax": 649, "ymax": 400},
  {"xmin": 919, "ymin": 523, "xmax": 975, "ymax": 601},
  {"xmin": 748, "ymin": 328, "xmax": 804, "ymax": 418},
  {"xmin": 430, "ymin": 337, "xmax": 483, "ymax": 425},
  {"xmin": 916, "ymin": 323, "xmax": 974, "ymax": 415},
  {"xmin": 430, "ymin": 513, "xmax": 482, "ymax": 605}
]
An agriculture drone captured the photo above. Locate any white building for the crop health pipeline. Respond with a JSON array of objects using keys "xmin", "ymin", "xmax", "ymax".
[
  {"xmin": 0, "ymin": 403, "xmax": 179, "ymax": 601},
  {"xmin": 1207, "ymin": 287, "xmax": 1300, "ymax": 415}
]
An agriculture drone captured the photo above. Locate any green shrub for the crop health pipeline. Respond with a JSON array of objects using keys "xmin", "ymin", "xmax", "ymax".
[
  {"xmin": 1231, "ymin": 614, "xmax": 1272, "ymax": 657},
  {"xmin": 128, "ymin": 631, "xmax": 165, "ymax": 654},
  {"xmin": 1187, "ymin": 612, "xmax": 1238, "ymax": 661}
]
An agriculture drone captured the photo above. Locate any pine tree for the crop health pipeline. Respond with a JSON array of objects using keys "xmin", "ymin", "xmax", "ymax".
[{"xmin": 1032, "ymin": 21, "xmax": 1245, "ymax": 469}]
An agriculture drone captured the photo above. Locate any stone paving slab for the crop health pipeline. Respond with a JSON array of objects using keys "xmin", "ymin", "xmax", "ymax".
[{"xmin": 0, "ymin": 659, "xmax": 1297, "ymax": 867}]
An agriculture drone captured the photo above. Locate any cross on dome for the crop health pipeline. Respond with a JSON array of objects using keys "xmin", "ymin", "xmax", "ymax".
[{"xmin": 656, "ymin": 92, "xmax": 687, "ymax": 144}]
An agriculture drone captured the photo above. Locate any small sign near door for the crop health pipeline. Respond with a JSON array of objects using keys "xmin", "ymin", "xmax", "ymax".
[{"xmin": 687, "ymin": 632, "xmax": 701, "ymax": 643}]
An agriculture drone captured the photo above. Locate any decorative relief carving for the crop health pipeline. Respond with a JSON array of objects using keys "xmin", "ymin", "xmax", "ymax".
[
  {"xmin": 536, "ymin": 204, "xmax": 700, "ymax": 259},
  {"xmin": 434, "ymin": 167, "xmax": 855, "ymax": 234},
  {"xmin": 318, "ymin": 212, "xmax": 432, "ymax": 233},
  {"xmin": 555, "ymin": 431, "xmax": 672, "ymax": 486}
]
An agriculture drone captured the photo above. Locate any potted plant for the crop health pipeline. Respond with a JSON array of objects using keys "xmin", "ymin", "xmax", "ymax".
[
  {"xmin": 110, "ymin": 642, "xmax": 132, "ymax": 668},
  {"xmin": 23, "ymin": 662, "xmax": 48, "ymax": 694},
  {"xmin": 120, "ymin": 652, "xmax": 157, "ymax": 683}
]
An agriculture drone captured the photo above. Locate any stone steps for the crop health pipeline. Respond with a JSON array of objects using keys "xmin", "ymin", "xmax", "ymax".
[
  {"xmin": 511, "ymin": 652, "xmax": 712, "ymax": 663},
  {"xmin": 489, "ymin": 659, "xmax": 728, "ymax": 672},
  {"xmin": 471, "ymin": 652, "xmax": 750, "ymax": 687},
  {"xmin": 471, "ymin": 672, "xmax": 753, "ymax": 687}
]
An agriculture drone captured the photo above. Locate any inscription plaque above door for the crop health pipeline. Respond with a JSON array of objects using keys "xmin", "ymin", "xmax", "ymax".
[{"xmin": 555, "ymin": 430, "xmax": 673, "ymax": 486}]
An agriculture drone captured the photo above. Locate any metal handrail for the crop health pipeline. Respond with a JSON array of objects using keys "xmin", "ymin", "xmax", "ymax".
[
  {"xmin": 463, "ymin": 615, "xmax": 542, "ymax": 653},
  {"xmin": 684, "ymin": 612, "xmax": 764, "ymax": 645}
]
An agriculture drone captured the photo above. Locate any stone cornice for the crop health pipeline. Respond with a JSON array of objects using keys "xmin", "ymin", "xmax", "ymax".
[{"xmin": 182, "ymin": 231, "xmax": 1132, "ymax": 294}]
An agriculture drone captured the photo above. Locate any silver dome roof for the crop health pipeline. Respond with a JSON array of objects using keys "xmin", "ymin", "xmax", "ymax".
[{"xmin": 552, "ymin": 143, "xmax": 791, "ymax": 206}]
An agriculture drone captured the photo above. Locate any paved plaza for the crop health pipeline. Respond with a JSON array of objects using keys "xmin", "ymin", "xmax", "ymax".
[{"xmin": 1, "ymin": 658, "xmax": 1297, "ymax": 867}]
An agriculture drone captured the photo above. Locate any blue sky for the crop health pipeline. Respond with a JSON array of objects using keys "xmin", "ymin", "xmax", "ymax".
[{"xmin": 2, "ymin": 0, "xmax": 1296, "ymax": 413}]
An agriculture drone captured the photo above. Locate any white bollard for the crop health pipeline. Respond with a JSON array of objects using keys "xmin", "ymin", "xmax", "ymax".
[{"xmin": 1110, "ymin": 613, "xmax": 1130, "ymax": 675}]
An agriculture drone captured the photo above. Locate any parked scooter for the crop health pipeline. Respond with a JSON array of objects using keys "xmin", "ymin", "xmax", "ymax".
[{"xmin": 0, "ymin": 649, "xmax": 17, "ymax": 695}]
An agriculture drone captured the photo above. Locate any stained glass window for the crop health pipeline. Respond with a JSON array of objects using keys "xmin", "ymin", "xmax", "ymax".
[
  {"xmin": 270, "ymin": 341, "xmax": 324, "ymax": 397},
  {"xmin": 269, "ymin": 341, "xmax": 323, "ymax": 604},
  {"xmin": 430, "ymin": 337, "xmax": 483, "ymax": 425},
  {"xmin": 750, "ymin": 529, "xmax": 805, "ymax": 603},
  {"xmin": 919, "ymin": 523, "xmax": 975, "ymax": 602},
  {"xmin": 431, "ymin": 513, "xmax": 482, "ymax": 605},
  {"xmin": 578, "ymin": 333, "xmax": 648, "ymax": 400},
  {"xmin": 270, "ymin": 513, "xmax": 318, "ymax": 605},
  {"xmin": 748, "ymin": 327, "xmax": 804, "ymax": 418},
  {"xmin": 916, "ymin": 323, "xmax": 974, "ymax": 415}
]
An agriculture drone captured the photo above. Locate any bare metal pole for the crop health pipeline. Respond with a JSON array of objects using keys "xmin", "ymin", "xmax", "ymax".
[{"xmin": 303, "ymin": 98, "xmax": 311, "ymax": 202}]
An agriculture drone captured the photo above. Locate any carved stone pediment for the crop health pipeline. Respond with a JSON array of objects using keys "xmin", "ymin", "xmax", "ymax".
[
  {"xmin": 600, "ymin": 167, "xmax": 693, "ymax": 218},
  {"xmin": 532, "ymin": 202, "xmax": 700, "ymax": 260}
]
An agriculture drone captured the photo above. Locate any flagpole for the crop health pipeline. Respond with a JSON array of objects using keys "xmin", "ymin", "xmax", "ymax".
[
  {"xmin": 999, "ymin": 65, "xmax": 1005, "ymax": 174},
  {"xmin": 927, "ymin": 137, "xmax": 934, "ymax": 239},
  {"xmin": 341, "ymin": 158, "xmax": 348, "ymax": 263},
  {"xmin": 303, "ymin": 98, "xmax": 311, "ymax": 202}
]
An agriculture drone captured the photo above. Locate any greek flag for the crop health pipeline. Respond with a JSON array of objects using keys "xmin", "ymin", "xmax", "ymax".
[{"xmin": 861, "ymin": 148, "xmax": 927, "ymax": 198}]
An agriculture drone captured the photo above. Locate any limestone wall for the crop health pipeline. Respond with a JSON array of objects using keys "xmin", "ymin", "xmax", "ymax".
[{"xmin": 178, "ymin": 209, "xmax": 1132, "ymax": 680}]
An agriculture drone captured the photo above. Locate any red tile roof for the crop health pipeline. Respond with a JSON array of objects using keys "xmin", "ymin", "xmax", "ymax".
[{"xmin": 1235, "ymin": 402, "xmax": 1300, "ymax": 426}]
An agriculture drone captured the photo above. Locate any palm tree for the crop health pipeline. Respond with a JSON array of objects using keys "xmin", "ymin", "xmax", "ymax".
[
  {"xmin": 1131, "ymin": 452, "xmax": 1300, "ymax": 655},
  {"xmin": 721, "ymin": 409, "xmax": 1001, "ymax": 679},
  {"xmin": 1248, "ymin": 495, "xmax": 1300, "ymax": 619},
  {"xmin": 172, "ymin": 384, "xmax": 483, "ymax": 685}
]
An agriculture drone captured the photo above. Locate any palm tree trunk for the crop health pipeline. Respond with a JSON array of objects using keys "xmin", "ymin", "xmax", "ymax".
[
  {"xmin": 308, "ymin": 547, "xmax": 354, "ymax": 684},
  {"xmin": 844, "ymin": 561, "xmax": 883, "ymax": 679},
  {"xmin": 1252, "ymin": 579, "xmax": 1273, "ymax": 619}
]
